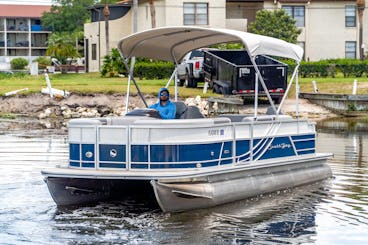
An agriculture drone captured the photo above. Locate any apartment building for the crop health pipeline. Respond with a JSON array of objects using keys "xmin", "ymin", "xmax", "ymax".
[
  {"xmin": 0, "ymin": 4, "xmax": 51, "ymax": 68},
  {"xmin": 84, "ymin": 0, "xmax": 367, "ymax": 72}
]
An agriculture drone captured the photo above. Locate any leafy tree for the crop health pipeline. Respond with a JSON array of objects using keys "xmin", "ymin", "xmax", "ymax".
[
  {"xmin": 41, "ymin": 0, "xmax": 95, "ymax": 33},
  {"xmin": 46, "ymin": 32, "xmax": 80, "ymax": 64},
  {"xmin": 248, "ymin": 9, "xmax": 301, "ymax": 43}
]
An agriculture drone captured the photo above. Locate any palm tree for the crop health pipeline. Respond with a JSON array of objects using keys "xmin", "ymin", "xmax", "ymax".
[
  {"xmin": 46, "ymin": 32, "xmax": 80, "ymax": 65},
  {"xmin": 357, "ymin": 0, "xmax": 365, "ymax": 60},
  {"xmin": 149, "ymin": 0, "xmax": 156, "ymax": 28},
  {"xmin": 104, "ymin": 0, "xmax": 110, "ymax": 54}
]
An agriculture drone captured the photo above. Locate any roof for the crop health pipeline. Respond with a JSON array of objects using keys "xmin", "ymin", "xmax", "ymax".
[
  {"xmin": 118, "ymin": 26, "xmax": 304, "ymax": 63},
  {"xmin": 0, "ymin": 4, "xmax": 51, "ymax": 18}
]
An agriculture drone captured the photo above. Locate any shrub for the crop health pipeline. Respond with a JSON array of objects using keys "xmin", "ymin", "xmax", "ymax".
[
  {"xmin": 10, "ymin": 58, "xmax": 28, "ymax": 70},
  {"xmin": 284, "ymin": 59, "xmax": 368, "ymax": 78},
  {"xmin": 334, "ymin": 59, "xmax": 367, "ymax": 77},
  {"xmin": 101, "ymin": 48, "xmax": 175, "ymax": 79},
  {"xmin": 101, "ymin": 48, "xmax": 126, "ymax": 77},
  {"xmin": 134, "ymin": 61, "xmax": 175, "ymax": 79},
  {"xmin": 33, "ymin": 57, "xmax": 51, "ymax": 69}
]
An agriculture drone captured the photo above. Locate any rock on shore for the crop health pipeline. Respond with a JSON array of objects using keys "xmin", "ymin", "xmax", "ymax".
[{"xmin": 0, "ymin": 93, "xmax": 334, "ymax": 131}]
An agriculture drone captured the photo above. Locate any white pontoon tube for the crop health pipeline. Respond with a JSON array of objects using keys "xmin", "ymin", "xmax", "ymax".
[{"xmin": 117, "ymin": 26, "xmax": 304, "ymax": 115}]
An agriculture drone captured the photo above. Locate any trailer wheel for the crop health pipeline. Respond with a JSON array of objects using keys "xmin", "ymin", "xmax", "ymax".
[
  {"xmin": 213, "ymin": 84, "xmax": 220, "ymax": 94},
  {"xmin": 178, "ymin": 79, "xmax": 185, "ymax": 87},
  {"xmin": 185, "ymin": 74, "xmax": 194, "ymax": 88},
  {"xmin": 219, "ymin": 86, "xmax": 225, "ymax": 95},
  {"xmin": 192, "ymin": 79, "xmax": 198, "ymax": 88},
  {"xmin": 273, "ymin": 96, "xmax": 282, "ymax": 104}
]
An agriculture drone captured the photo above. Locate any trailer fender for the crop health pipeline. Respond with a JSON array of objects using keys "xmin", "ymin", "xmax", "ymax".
[{"xmin": 213, "ymin": 80, "xmax": 231, "ymax": 95}]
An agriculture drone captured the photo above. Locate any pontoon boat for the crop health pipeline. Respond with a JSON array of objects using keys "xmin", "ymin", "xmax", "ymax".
[{"xmin": 41, "ymin": 26, "xmax": 332, "ymax": 212}]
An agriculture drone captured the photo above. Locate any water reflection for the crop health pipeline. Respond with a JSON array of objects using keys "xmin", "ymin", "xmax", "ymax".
[
  {"xmin": 0, "ymin": 118, "xmax": 367, "ymax": 244},
  {"xmin": 317, "ymin": 117, "xmax": 367, "ymax": 166},
  {"xmin": 49, "ymin": 181, "xmax": 328, "ymax": 244},
  {"xmin": 172, "ymin": 181, "xmax": 330, "ymax": 244},
  {"xmin": 316, "ymin": 117, "xmax": 368, "ymax": 244}
]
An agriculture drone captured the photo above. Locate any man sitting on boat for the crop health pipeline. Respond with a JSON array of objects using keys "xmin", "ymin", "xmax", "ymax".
[{"xmin": 149, "ymin": 87, "xmax": 176, "ymax": 119}]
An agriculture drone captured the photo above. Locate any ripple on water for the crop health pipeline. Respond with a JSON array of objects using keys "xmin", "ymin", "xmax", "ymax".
[{"xmin": 0, "ymin": 124, "xmax": 368, "ymax": 244}]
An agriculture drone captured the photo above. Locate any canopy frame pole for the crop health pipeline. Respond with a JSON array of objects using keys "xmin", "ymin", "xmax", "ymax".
[
  {"xmin": 277, "ymin": 63, "xmax": 300, "ymax": 115},
  {"xmin": 165, "ymin": 67, "xmax": 178, "ymax": 102},
  {"xmin": 250, "ymin": 57, "xmax": 277, "ymax": 115},
  {"xmin": 123, "ymin": 57, "xmax": 148, "ymax": 112},
  {"xmin": 124, "ymin": 64, "xmax": 131, "ymax": 113},
  {"xmin": 254, "ymin": 72, "xmax": 258, "ymax": 118},
  {"xmin": 295, "ymin": 67, "xmax": 300, "ymax": 118}
]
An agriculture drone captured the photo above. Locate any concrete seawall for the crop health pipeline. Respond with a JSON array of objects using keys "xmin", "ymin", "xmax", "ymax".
[{"xmin": 300, "ymin": 93, "xmax": 368, "ymax": 116}]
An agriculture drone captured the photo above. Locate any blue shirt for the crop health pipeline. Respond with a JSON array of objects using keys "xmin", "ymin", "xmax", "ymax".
[{"xmin": 149, "ymin": 101, "xmax": 176, "ymax": 119}]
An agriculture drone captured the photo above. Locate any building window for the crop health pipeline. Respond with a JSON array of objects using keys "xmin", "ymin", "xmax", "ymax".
[
  {"xmin": 92, "ymin": 43, "xmax": 97, "ymax": 60},
  {"xmin": 345, "ymin": 5, "xmax": 356, "ymax": 27},
  {"xmin": 345, "ymin": 41, "xmax": 356, "ymax": 59},
  {"xmin": 183, "ymin": 3, "xmax": 208, "ymax": 25},
  {"xmin": 282, "ymin": 6, "xmax": 305, "ymax": 27}
]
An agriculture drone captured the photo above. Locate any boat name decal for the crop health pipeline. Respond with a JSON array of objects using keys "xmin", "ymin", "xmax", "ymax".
[
  {"xmin": 208, "ymin": 129, "xmax": 225, "ymax": 136},
  {"xmin": 268, "ymin": 143, "xmax": 291, "ymax": 150}
]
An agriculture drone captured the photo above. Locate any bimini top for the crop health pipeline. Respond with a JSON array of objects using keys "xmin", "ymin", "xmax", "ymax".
[{"xmin": 117, "ymin": 26, "xmax": 304, "ymax": 63}]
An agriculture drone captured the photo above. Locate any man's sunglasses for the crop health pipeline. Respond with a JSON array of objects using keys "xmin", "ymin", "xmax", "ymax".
[{"xmin": 160, "ymin": 92, "xmax": 169, "ymax": 96}]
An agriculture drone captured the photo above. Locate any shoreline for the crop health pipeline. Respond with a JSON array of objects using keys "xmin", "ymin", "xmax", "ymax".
[{"xmin": 0, "ymin": 93, "xmax": 336, "ymax": 132}]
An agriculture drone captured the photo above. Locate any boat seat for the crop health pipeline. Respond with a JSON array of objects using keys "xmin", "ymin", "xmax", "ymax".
[
  {"xmin": 133, "ymin": 118, "xmax": 216, "ymax": 127},
  {"xmin": 173, "ymin": 101, "xmax": 187, "ymax": 119},
  {"xmin": 173, "ymin": 101, "xmax": 204, "ymax": 119},
  {"xmin": 241, "ymin": 115, "xmax": 292, "ymax": 122},
  {"xmin": 266, "ymin": 106, "xmax": 284, "ymax": 115},
  {"xmin": 213, "ymin": 117, "xmax": 231, "ymax": 124},
  {"xmin": 68, "ymin": 118, "xmax": 107, "ymax": 126},
  {"xmin": 109, "ymin": 116, "xmax": 157, "ymax": 125},
  {"xmin": 180, "ymin": 106, "xmax": 205, "ymax": 119},
  {"xmin": 218, "ymin": 114, "xmax": 249, "ymax": 122}
]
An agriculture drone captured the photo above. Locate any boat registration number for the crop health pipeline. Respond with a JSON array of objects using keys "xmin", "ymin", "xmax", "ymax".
[{"xmin": 208, "ymin": 129, "xmax": 225, "ymax": 136}]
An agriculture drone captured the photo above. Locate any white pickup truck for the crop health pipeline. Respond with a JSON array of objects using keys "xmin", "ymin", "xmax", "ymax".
[{"xmin": 176, "ymin": 49, "xmax": 205, "ymax": 88}]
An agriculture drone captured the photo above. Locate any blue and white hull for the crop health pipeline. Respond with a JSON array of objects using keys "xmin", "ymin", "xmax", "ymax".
[{"xmin": 42, "ymin": 114, "xmax": 332, "ymax": 211}]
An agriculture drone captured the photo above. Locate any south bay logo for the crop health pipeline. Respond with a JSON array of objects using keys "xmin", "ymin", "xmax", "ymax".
[{"xmin": 269, "ymin": 143, "xmax": 291, "ymax": 150}]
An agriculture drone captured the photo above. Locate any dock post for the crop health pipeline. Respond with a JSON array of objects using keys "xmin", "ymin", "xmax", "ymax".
[
  {"xmin": 353, "ymin": 79, "xmax": 357, "ymax": 95},
  {"xmin": 45, "ymin": 73, "xmax": 54, "ymax": 98},
  {"xmin": 312, "ymin": 80, "xmax": 318, "ymax": 93}
]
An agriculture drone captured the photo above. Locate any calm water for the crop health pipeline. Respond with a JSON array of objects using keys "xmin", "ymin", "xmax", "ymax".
[{"xmin": 0, "ymin": 118, "xmax": 367, "ymax": 245}]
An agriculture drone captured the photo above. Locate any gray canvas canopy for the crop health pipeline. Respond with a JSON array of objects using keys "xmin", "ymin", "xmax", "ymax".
[
  {"xmin": 117, "ymin": 26, "xmax": 304, "ymax": 63},
  {"xmin": 118, "ymin": 26, "xmax": 304, "ymax": 115}
]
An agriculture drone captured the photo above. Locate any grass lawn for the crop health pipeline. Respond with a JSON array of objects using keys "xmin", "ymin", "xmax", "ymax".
[{"xmin": 1, "ymin": 72, "xmax": 368, "ymax": 98}]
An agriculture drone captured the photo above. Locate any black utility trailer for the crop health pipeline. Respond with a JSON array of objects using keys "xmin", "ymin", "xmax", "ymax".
[{"xmin": 203, "ymin": 50, "xmax": 288, "ymax": 103}]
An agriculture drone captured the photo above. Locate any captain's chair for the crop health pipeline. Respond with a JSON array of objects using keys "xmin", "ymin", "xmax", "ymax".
[
  {"xmin": 173, "ymin": 101, "xmax": 204, "ymax": 119},
  {"xmin": 173, "ymin": 101, "xmax": 187, "ymax": 119}
]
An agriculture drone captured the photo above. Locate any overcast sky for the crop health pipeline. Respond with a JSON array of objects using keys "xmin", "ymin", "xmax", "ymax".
[{"xmin": 0, "ymin": 0, "xmax": 53, "ymax": 5}]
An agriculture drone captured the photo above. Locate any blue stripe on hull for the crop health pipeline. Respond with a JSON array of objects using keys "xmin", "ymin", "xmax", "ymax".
[
  {"xmin": 258, "ymin": 136, "xmax": 295, "ymax": 160},
  {"xmin": 292, "ymin": 134, "xmax": 315, "ymax": 155},
  {"xmin": 291, "ymin": 134, "xmax": 315, "ymax": 140},
  {"xmin": 235, "ymin": 140, "xmax": 251, "ymax": 162},
  {"xmin": 68, "ymin": 134, "xmax": 316, "ymax": 169},
  {"xmin": 70, "ymin": 144, "xmax": 80, "ymax": 160},
  {"xmin": 99, "ymin": 144, "xmax": 126, "ymax": 162}
]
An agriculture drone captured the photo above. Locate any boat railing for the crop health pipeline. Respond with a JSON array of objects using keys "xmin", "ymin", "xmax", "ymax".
[{"xmin": 67, "ymin": 116, "xmax": 316, "ymax": 171}]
